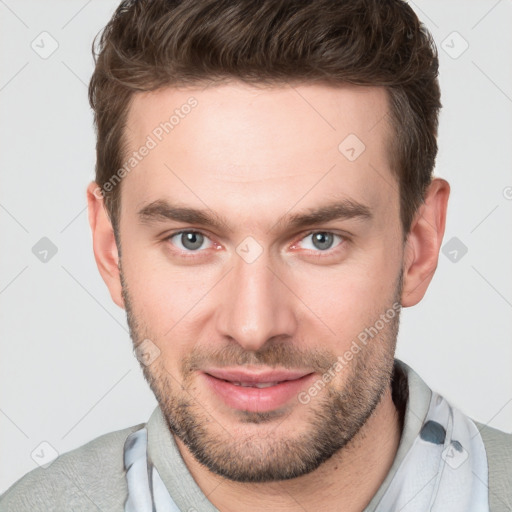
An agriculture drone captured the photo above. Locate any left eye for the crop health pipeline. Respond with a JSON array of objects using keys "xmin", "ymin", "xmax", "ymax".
[
  {"xmin": 168, "ymin": 231, "xmax": 213, "ymax": 251},
  {"xmin": 299, "ymin": 232, "xmax": 344, "ymax": 251}
]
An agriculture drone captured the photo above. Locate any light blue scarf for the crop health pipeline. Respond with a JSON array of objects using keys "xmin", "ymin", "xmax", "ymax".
[{"xmin": 124, "ymin": 390, "xmax": 489, "ymax": 511}]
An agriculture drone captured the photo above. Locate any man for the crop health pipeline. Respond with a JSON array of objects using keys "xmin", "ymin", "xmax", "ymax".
[{"xmin": 1, "ymin": 0, "xmax": 511, "ymax": 510}]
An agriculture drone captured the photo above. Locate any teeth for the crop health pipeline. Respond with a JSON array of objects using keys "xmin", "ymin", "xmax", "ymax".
[{"xmin": 231, "ymin": 381, "xmax": 280, "ymax": 388}]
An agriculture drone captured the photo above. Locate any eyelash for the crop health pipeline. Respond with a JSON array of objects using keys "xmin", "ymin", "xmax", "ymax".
[{"xmin": 164, "ymin": 229, "xmax": 348, "ymax": 258}]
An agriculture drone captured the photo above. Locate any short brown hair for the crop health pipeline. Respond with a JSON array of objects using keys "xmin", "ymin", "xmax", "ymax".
[{"xmin": 89, "ymin": 0, "xmax": 441, "ymax": 238}]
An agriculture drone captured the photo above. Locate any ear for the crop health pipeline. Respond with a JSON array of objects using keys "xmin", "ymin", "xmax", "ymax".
[
  {"xmin": 401, "ymin": 178, "xmax": 450, "ymax": 307},
  {"xmin": 86, "ymin": 182, "xmax": 125, "ymax": 309}
]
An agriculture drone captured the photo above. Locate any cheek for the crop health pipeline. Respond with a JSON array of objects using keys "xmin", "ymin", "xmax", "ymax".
[
  {"xmin": 120, "ymin": 251, "xmax": 182, "ymax": 328},
  {"xmin": 289, "ymin": 248, "xmax": 400, "ymax": 342},
  {"xmin": 120, "ymin": 244, "xmax": 219, "ymax": 347},
  {"xmin": 291, "ymin": 270, "xmax": 374, "ymax": 345}
]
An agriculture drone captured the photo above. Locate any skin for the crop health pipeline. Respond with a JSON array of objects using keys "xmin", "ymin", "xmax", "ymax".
[{"xmin": 87, "ymin": 82, "xmax": 449, "ymax": 511}]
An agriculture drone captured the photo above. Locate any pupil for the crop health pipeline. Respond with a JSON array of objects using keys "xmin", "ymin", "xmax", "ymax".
[{"xmin": 313, "ymin": 232, "xmax": 333, "ymax": 250}]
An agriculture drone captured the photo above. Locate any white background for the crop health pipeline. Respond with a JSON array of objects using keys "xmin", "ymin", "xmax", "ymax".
[{"xmin": 1, "ymin": 0, "xmax": 511, "ymax": 494}]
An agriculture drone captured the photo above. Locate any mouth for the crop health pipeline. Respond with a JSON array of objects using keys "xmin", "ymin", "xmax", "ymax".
[
  {"xmin": 229, "ymin": 381, "xmax": 282, "ymax": 388},
  {"xmin": 200, "ymin": 367, "xmax": 316, "ymax": 413}
]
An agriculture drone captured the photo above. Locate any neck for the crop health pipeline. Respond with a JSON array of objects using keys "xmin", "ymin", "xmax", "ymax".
[{"xmin": 175, "ymin": 383, "xmax": 402, "ymax": 512}]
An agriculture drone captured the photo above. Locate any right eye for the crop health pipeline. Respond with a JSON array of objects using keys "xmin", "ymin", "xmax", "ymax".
[{"xmin": 166, "ymin": 230, "xmax": 214, "ymax": 252}]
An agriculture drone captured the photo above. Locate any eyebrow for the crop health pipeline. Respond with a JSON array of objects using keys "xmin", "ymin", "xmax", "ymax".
[{"xmin": 137, "ymin": 198, "xmax": 372, "ymax": 232}]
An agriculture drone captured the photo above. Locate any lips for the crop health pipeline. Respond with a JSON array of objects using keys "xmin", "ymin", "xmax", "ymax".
[{"xmin": 201, "ymin": 367, "xmax": 315, "ymax": 413}]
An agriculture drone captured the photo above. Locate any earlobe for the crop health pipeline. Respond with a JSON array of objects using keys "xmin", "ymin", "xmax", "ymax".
[
  {"xmin": 401, "ymin": 178, "xmax": 450, "ymax": 307},
  {"xmin": 86, "ymin": 182, "xmax": 125, "ymax": 309}
]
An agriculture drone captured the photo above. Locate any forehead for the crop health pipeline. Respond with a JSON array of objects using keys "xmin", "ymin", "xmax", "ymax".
[{"xmin": 121, "ymin": 82, "xmax": 397, "ymax": 230}]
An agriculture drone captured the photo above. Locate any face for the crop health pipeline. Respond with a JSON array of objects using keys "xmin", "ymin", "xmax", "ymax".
[{"xmin": 117, "ymin": 82, "xmax": 405, "ymax": 482}]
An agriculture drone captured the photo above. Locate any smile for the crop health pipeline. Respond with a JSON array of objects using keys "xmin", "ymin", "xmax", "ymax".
[{"xmin": 201, "ymin": 369, "xmax": 316, "ymax": 413}]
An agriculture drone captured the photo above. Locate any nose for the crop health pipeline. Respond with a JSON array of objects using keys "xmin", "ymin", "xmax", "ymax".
[{"xmin": 215, "ymin": 249, "xmax": 298, "ymax": 352}]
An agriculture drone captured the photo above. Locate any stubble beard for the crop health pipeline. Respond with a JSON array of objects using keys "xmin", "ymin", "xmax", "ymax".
[{"xmin": 120, "ymin": 266, "xmax": 403, "ymax": 483}]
